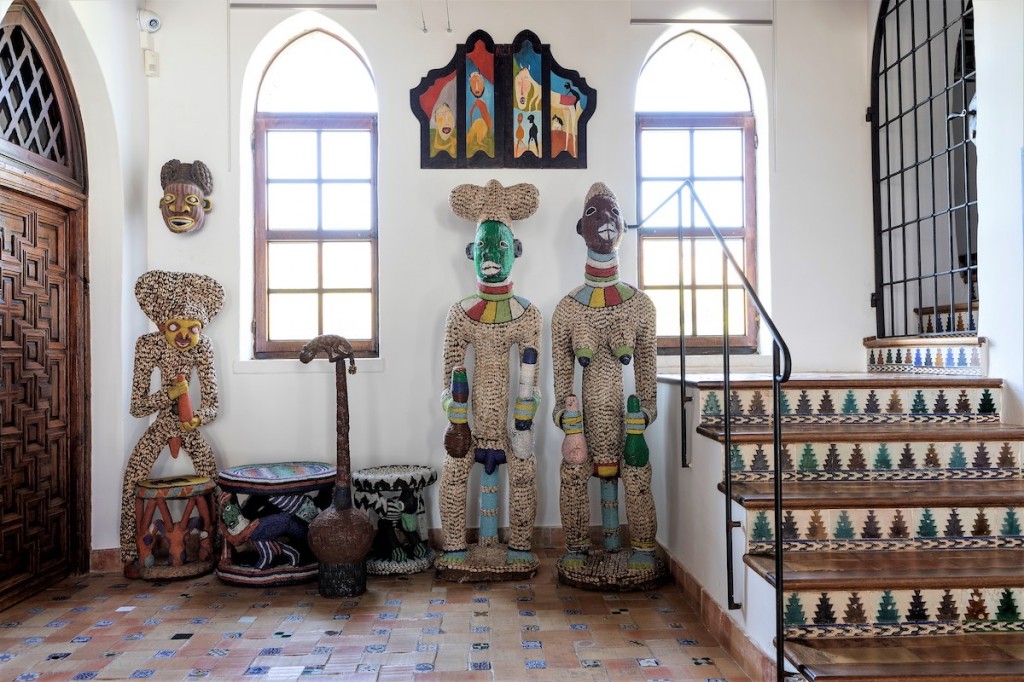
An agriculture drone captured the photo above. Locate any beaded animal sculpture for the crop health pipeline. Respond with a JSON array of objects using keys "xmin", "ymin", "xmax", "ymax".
[
  {"xmin": 120, "ymin": 270, "xmax": 224, "ymax": 579},
  {"xmin": 438, "ymin": 179, "xmax": 542, "ymax": 582},
  {"xmin": 550, "ymin": 182, "xmax": 666, "ymax": 591}
]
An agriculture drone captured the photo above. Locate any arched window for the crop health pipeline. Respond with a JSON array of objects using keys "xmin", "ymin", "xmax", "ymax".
[
  {"xmin": 253, "ymin": 29, "xmax": 378, "ymax": 358},
  {"xmin": 871, "ymin": 0, "xmax": 977, "ymax": 337},
  {"xmin": 635, "ymin": 32, "xmax": 757, "ymax": 352}
]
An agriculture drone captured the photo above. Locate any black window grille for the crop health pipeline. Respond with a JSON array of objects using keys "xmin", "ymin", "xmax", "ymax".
[{"xmin": 871, "ymin": 0, "xmax": 977, "ymax": 338}]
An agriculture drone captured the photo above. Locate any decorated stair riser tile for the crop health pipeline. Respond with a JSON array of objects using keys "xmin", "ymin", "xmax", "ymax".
[
  {"xmin": 727, "ymin": 441, "xmax": 1020, "ymax": 483},
  {"xmin": 700, "ymin": 387, "xmax": 1001, "ymax": 427},
  {"xmin": 867, "ymin": 343, "xmax": 984, "ymax": 377},
  {"xmin": 916, "ymin": 308, "xmax": 980, "ymax": 336},
  {"xmin": 745, "ymin": 507, "xmax": 1024, "ymax": 554},
  {"xmin": 780, "ymin": 587, "xmax": 1024, "ymax": 638}
]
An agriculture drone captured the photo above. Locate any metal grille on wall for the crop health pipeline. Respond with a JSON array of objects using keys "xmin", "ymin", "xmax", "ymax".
[{"xmin": 871, "ymin": 0, "xmax": 977, "ymax": 338}]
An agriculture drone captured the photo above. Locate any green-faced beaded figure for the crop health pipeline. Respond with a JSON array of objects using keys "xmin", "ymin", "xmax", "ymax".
[{"xmin": 438, "ymin": 179, "xmax": 542, "ymax": 582}]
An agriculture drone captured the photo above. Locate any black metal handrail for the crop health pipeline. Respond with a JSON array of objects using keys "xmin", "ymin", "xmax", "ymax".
[{"xmin": 633, "ymin": 179, "xmax": 792, "ymax": 680}]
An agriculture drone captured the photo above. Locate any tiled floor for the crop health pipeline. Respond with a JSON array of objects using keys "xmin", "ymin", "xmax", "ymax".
[{"xmin": 0, "ymin": 548, "xmax": 750, "ymax": 681}]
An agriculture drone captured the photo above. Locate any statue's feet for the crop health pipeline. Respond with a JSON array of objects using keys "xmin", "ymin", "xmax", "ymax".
[
  {"xmin": 412, "ymin": 542, "xmax": 429, "ymax": 560},
  {"xmin": 390, "ymin": 547, "xmax": 408, "ymax": 563},
  {"xmin": 123, "ymin": 560, "xmax": 141, "ymax": 580},
  {"xmin": 438, "ymin": 549, "xmax": 467, "ymax": 566},
  {"xmin": 506, "ymin": 549, "xmax": 536, "ymax": 565},
  {"xmin": 627, "ymin": 549, "xmax": 657, "ymax": 571},
  {"xmin": 561, "ymin": 549, "xmax": 589, "ymax": 568}
]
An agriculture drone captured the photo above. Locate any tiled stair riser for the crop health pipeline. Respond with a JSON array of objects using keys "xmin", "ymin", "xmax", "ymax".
[
  {"xmin": 866, "ymin": 344, "xmax": 984, "ymax": 377},
  {"xmin": 700, "ymin": 386, "xmax": 1000, "ymax": 427},
  {"xmin": 917, "ymin": 309, "xmax": 979, "ymax": 336},
  {"xmin": 781, "ymin": 587, "xmax": 1024, "ymax": 639},
  {"xmin": 726, "ymin": 441, "xmax": 1021, "ymax": 483},
  {"xmin": 746, "ymin": 507, "xmax": 1024, "ymax": 554}
]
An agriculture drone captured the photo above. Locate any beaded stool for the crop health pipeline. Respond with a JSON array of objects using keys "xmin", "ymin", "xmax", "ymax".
[
  {"xmin": 352, "ymin": 465, "xmax": 437, "ymax": 575},
  {"xmin": 215, "ymin": 461, "xmax": 335, "ymax": 587},
  {"xmin": 135, "ymin": 475, "xmax": 216, "ymax": 580}
]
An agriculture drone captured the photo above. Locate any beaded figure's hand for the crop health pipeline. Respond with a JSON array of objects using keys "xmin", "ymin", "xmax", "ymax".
[
  {"xmin": 180, "ymin": 415, "xmax": 201, "ymax": 432},
  {"xmin": 560, "ymin": 395, "xmax": 588, "ymax": 465},
  {"xmin": 623, "ymin": 394, "xmax": 649, "ymax": 467},
  {"xmin": 167, "ymin": 376, "xmax": 189, "ymax": 400}
]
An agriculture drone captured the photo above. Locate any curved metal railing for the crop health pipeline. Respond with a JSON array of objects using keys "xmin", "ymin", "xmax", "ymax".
[{"xmin": 633, "ymin": 179, "xmax": 792, "ymax": 680}]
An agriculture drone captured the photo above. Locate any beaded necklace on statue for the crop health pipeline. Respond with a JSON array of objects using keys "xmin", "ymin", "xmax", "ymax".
[
  {"xmin": 461, "ymin": 280, "xmax": 532, "ymax": 323},
  {"xmin": 570, "ymin": 250, "xmax": 636, "ymax": 308}
]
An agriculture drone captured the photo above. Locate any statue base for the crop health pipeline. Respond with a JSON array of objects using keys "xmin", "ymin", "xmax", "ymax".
[
  {"xmin": 318, "ymin": 560, "xmax": 367, "ymax": 597},
  {"xmin": 435, "ymin": 541, "xmax": 538, "ymax": 583},
  {"xmin": 367, "ymin": 548, "xmax": 435, "ymax": 576},
  {"xmin": 556, "ymin": 549, "xmax": 668, "ymax": 592}
]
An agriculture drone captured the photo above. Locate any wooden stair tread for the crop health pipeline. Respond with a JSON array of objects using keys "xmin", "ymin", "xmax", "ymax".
[
  {"xmin": 725, "ymin": 480, "xmax": 1024, "ymax": 509},
  {"xmin": 698, "ymin": 422, "xmax": 1024, "ymax": 443},
  {"xmin": 746, "ymin": 550, "xmax": 1024, "ymax": 590},
  {"xmin": 863, "ymin": 335, "xmax": 985, "ymax": 348},
  {"xmin": 786, "ymin": 633, "xmax": 1024, "ymax": 681},
  {"xmin": 676, "ymin": 372, "xmax": 1001, "ymax": 390}
]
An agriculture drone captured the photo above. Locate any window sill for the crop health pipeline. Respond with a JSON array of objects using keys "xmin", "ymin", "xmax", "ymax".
[{"xmin": 232, "ymin": 357, "xmax": 386, "ymax": 374}]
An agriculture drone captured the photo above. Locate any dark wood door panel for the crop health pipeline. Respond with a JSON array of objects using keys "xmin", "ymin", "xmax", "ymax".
[{"xmin": 0, "ymin": 185, "xmax": 73, "ymax": 610}]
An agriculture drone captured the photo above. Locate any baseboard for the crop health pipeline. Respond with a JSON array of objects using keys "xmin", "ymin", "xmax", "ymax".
[
  {"xmin": 90, "ymin": 548, "xmax": 121, "ymax": 573},
  {"xmin": 663, "ymin": 551, "xmax": 776, "ymax": 682}
]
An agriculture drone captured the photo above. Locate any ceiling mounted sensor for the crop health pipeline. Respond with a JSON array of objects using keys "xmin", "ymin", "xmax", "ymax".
[{"xmin": 138, "ymin": 9, "xmax": 161, "ymax": 33}]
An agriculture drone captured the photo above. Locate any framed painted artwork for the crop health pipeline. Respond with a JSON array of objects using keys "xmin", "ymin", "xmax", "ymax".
[{"xmin": 411, "ymin": 29, "xmax": 596, "ymax": 169}]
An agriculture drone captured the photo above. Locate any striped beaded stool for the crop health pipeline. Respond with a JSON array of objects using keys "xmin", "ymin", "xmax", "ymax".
[
  {"xmin": 216, "ymin": 461, "xmax": 335, "ymax": 587},
  {"xmin": 352, "ymin": 465, "xmax": 438, "ymax": 575},
  {"xmin": 135, "ymin": 475, "xmax": 216, "ymax": 581}
]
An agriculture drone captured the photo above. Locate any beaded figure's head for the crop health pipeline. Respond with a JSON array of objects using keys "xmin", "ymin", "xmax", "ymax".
[
  {"xmin": 159, "ymin": 159, "xmax": 213, "ymax": 234},
  {"xmin": 135, "ymin": 270, "xmax": 225, "ymax": 353},
  {"xmin": 450, "ymin": 179, "xmax": 539, "ymax": 283},
  {"xmin": 577, "ymin": 182, "xmax": 625, "ymax": 255}
]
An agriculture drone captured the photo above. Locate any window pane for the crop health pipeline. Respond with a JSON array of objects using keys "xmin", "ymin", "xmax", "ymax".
[
  {"xmin": 258, "ymin": 31, "xmax": 377, "ymax": 113},
  {"xmin": 269, "ymin": 293, "xmax": 318, "ymax": 340},
  {"xmin": 323, "ymin": 241, "xmax": 372, "ymax": 288},
  {"xmin": 642, "ymin": 238, "xmax": 690, "ymax": 286},
  {"xmin": 323, "ymin": 183, "xmax": 371, "ymax": 230},
  {"xmin": 635, "ymin": 33, "xmax": 750, "ymax": 112},
  {"xmin": 641, "ymin": 129, "xmax": 690, "ymax": 177},
  {"xmin": 268, "ymin": 183, "xmax": 318, "ymax": 230},
  {"xmin": 648, "ymin": 288, "xmax": 691, "ymax": 336},
  {"xmin": 695, "ymin": 288, "xmax": 746, "ymax": 336},
  {"xmin": 640, "ymin": 181, "xmax": 690, "ymax": 229},
  {"xmin": 269, "ymin": 242, "xmax": 319, "ymax": 289},
  {"xmin": 324, "ymin": 293, "xmax": 372, "ymax": 339},
  {"xmin": 693, "ymin": 129, "xmax": 742, "ymax": 177},
  {"xmin": 693, "ymin": 239, "xmax": 745, "ymax": 286},
  {"xmin": 267, "ymin": 131, "xmax": 318, "ymax": 179},
  {"xmin": 692, "ymin": 180, "xmax": 743, "ymax": 228},
  {"xmin": 322, "ymin": 131, "xmax": 370, "ymax": 179}
]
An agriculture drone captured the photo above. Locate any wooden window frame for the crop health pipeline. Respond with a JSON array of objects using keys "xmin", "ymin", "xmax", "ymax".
[
  {"xmin": 635, "ymin": 112, "xmax": 758, "ymax": 354},
  {"xmin": 253, "ymin": 112, "xmax": 379, "ymax": 359}
]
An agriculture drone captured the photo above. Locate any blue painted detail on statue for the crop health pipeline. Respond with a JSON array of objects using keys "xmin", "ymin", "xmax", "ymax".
[
  {"xmin": 479, "ymin": 468, "xmax": 500, "ymax": 539},
  {"xmin": 475, "ymin": 448, "xmax": 507, "ymax": 476},
  {"xmin": 600, "ymin": 479, "xmax": 621, "ymax": 551}
]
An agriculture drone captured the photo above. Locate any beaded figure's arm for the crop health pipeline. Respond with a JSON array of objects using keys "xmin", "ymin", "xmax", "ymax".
[
  {"xmin": 550, "ymin": 301, "xmax": 576, "ymax": 429},
  {"xmin": 190, "ymin": 336, "xmax": 219, "ymax": 428},
  {"xmin": 129, "ymin": 334, "xmax": 174, "ymax": 418},
  {"xmin": 633, "ymin": 294, "xmax": 659, "ymax": 426},
  {"xmin": 515, "ymin": 307, "xmax": 543, "ymax": 424},
  {"xmin": 440, "ymin": 305, "xmax": 471, "ymax": 419}
]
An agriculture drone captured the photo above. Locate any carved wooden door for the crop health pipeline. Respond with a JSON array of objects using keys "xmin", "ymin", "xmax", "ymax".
[
  {"xmin": 0, "ymin": 185, "xmax": 84, "ymax": 609},
  {"xmin": 0, "ymin": 0, "xmax": 89, "ymax": 611}
]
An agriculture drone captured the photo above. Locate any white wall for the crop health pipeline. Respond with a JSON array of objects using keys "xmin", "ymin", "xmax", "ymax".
[{"xmin": 26, "ymin": 1, "xmax": 887, "ymax": 566}]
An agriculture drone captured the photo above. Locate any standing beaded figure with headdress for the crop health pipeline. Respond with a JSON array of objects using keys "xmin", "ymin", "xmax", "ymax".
[
  {"xmin": 120, "ymin": 271, "xmax": 224, "ymax": 578},
  {"xmin": 438, "ymin": 179, "xmax": 542, "ymax": 581},
  {"xmin": 551, "ymin": 182, "xmax": 666, "ymax": 590}
]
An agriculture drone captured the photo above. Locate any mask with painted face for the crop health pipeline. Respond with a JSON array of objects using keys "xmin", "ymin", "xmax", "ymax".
[
  {"xmin": 159, "ymin": 159, "xmax": 213, "ymax": 234},
  {"xmin": 160, "ymin": 318, "xmax": 203, "ymax": 352},
  {"xmin": 468, "ymin": 220, "xmax": 520, "ymax": 283}
]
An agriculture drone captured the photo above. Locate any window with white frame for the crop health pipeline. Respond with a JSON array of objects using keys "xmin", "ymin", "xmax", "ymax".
[
  {"xmin": 253, "ymin": 29, "xmax": 378, "ymax": 358},
  {"xmin": 635, "ymin": 32, "xmax": 758, "ymax": 353}
]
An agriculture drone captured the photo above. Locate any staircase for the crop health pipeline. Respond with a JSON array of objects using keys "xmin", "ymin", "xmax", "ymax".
[{"xmin": 692, "ymin": 337, "xmax": 1024, "ymax": 681}]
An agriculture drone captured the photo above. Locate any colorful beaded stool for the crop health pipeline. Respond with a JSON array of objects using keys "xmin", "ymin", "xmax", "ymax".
[
  {"xmin": 134, "ymin": 475, "xmax": 216, "ymax": 581},
  {"xmin": 352, "ymin": 465, "xmax": 438, "ymax": 575},
  {"xmin": 215, "ymin": 461, "xmax": 335, "ymax": 587}
]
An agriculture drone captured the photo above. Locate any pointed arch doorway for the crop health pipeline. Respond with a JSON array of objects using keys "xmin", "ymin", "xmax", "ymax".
[{"xmin": 0, "ymin": 0, "xmax": 90, "ymax": 609}]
